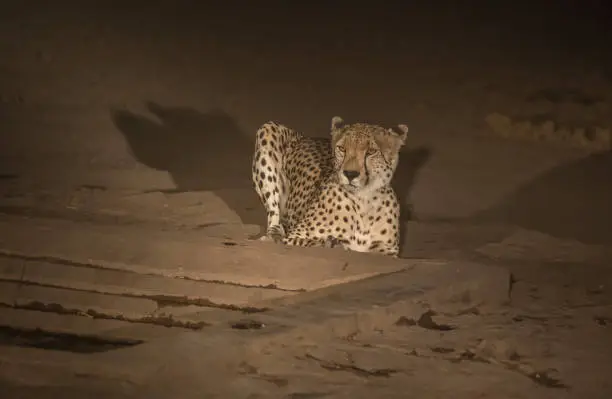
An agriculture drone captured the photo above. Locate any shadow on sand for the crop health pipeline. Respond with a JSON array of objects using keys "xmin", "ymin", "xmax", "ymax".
[
  {"xmin": 112, "ymin": 102, "xmax": 431, "ymax": 240},
  {"xmin": 392, "ymin": 146, "xmax": 432, "ymax": 254},
  {"xmin": 111, "ymin": 101, "xmax": 263, "ymax": 226},
  {"xmin": 473, "ymin": 150, "xmax": 612, "ymax": 246}
]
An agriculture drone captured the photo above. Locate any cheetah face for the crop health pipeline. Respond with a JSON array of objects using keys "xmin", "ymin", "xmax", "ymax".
[{"xmin": 330, "ymin": 116, "xmax": 408, "ymax": 193}]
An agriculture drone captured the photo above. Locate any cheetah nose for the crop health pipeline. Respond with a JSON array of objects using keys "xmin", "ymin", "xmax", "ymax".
[{"xmin": 343, "ymin": 170, "xmax": 360, "ymax": 181}]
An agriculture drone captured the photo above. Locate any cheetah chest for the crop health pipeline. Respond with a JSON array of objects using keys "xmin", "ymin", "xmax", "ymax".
[{"xmin": 345, "ymin": 194, "xmax": 396, "ymax": 253}]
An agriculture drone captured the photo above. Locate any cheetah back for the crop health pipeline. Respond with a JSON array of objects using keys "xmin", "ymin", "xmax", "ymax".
[{"xmin": 282, "ymin": 136, "xmax": 334, "ymax": 228}]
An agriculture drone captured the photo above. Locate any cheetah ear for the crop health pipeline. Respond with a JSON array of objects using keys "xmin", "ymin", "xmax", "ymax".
[
  {"xmin": 331, "ymin": 116, "xmax": 344, "ymax": 132},
  {"xmin": 390, "ymin": 124, "xmax": 409, "ymax": 145}
]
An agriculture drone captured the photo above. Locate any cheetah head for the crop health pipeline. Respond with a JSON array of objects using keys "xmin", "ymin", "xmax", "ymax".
[{"xmin": 330, "ymin": 116, "xmax": 408, "ymax": 193}]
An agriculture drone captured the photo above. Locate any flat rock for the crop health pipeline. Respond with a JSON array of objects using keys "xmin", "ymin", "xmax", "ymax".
[{"xmin": 0, "ymin": 214, "xmax": 409, "ymax": 292}]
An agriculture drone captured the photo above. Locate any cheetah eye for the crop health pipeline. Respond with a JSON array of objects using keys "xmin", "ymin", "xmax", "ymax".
[
  {"xmin": 366, "ymin": 148, "xmax": 377, "ymax": 157},
  {"xmin": 336, "ymin": 145, "xmax": 345, "ymax": 153}
]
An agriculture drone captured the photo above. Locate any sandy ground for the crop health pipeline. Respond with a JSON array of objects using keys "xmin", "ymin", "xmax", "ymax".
[{"xmin": 1, "ymin": 1, "xmax": 612, "ymax": 397}]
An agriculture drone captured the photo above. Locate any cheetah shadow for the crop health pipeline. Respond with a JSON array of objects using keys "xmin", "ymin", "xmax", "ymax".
[
  {"xmin": 111, "ymin": 101, "xmax": 263, "ymax": 226},
  {"xmin": 391, "ymin": 146, "xmax": 432, "ymax": 253}
]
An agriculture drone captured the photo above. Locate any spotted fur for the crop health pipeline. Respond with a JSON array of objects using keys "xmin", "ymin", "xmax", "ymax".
[{"xmin": 251, "ymin": 116, "xmax": 408, "ymax": 257}]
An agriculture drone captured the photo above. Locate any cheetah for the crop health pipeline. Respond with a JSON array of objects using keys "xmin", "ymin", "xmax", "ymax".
[{"xmin": 252, "ymin": 116, "xmax": 408, "ymax": 257}]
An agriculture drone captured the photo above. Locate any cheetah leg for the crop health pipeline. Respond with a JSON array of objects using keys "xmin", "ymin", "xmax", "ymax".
[
  {"xmin": 282, "ymin": 236, "xmax": 329, "ymax": 248},
  {"xmin": 278, "ymin": 231, "xmax": 342, "ymax": 249},
  {"xmin": 375, "ymin": 243, "xmax": 400, "ymax": 258},
  {"xmin": 379, "ymin": 248, "xmax": 400, "ymax": 258},
  {"xmin": 252, "ymin": 124, "xmax": 290, "ymax": 240},
  {"xmin": 365, "ymin": 240, "xmax": 400, "ymax": 257}
]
